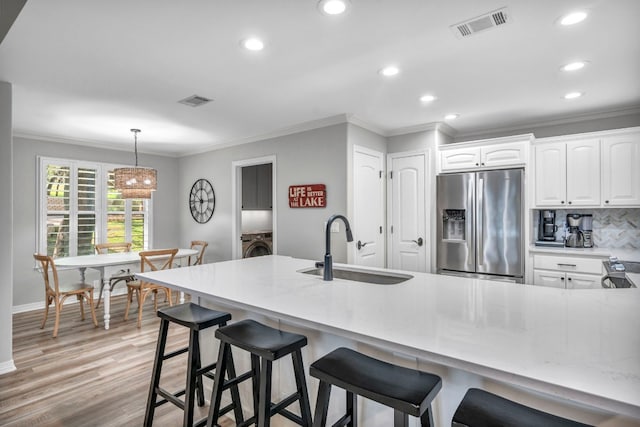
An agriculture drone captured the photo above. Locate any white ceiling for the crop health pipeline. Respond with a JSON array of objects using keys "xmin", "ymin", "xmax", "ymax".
[{"xmin": 1, "ymin": 0, "xmax": 639, "ymax": 156}]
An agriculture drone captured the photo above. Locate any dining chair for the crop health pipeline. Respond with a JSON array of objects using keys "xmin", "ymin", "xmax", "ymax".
[
  {"xmin": 188, "ymin": 240, "xmax": 208, "ymax": 266},
  {"xmin": 33, "ymin": 253, "xmax": 98, "ymax": 338},
  {"xmin": 94, "ymin": 242, "xmax": 135, "ymax": 308},
  {"xmin": 124, "ymin": 248, "xmax": 178, "ymax": 328}
]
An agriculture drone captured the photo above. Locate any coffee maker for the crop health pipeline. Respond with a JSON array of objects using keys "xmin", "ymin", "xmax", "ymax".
[
  {"xmin": 581, "ymin": 214, "xmax": 593, "ymax": 248},
  {"xmin": 565, "ymin": 214, "xmax": 585, "ymax": 248},
  {"xmin": 538, "ymin": 210, "xmax": 557, "ymax": 240}
]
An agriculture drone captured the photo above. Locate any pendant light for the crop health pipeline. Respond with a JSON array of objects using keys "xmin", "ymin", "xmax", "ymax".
[{"xmin": 114, "ymin": 129, "xmax": 157, "ymax": 199}]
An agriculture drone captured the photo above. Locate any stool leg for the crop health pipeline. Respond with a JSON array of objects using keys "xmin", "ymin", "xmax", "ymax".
[
  {"xmin": 292, "ymin": 350, "xmax": 313, "ymax": 427},
  {"xmin": 144, "ymin": 318, "xmax": 170, "ymax": 427},
  {"xmin": 346, "ymin": 391, "xmax": 357, "ymax": 427},
  {"xmin": 225, "ymin": 346, "xmax": 244, "ymax": 424},
  {"xmin": 312, "ymin": 381, "xmax": 331, "ymax": 427},
  {"xmin": 206, "ymin": 342, "xmax": 229, "ymax": 427},
  {"xmin": 194, "ymin": 334, "xmax": 205, "ymax": 407},
  {"xmin": 184, "ymin": 328, "xmax": 199, "ymax": 427},
  {"xmin": 419, "ymin": 407, "xmax": 434, "ymax": 427},
  {"xmin": 393, "ymin": 409, "xmax": 408, "ymax": 427},
  {"xmin": 251, "ymin": 354, "xmax": 260, "ymax": 421},
  {"xmin": 257, "ymin": 358, "xmax": 273, "ymax": 427}
]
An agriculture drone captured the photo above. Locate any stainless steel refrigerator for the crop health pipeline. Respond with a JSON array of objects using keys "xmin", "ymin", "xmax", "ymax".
[{"xmin": 436, "ymin": 169, "xmax": 524, "ymax": 282}]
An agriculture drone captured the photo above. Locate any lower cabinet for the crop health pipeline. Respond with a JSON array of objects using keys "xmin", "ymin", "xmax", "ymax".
[
  {"xmin": 532, "ymin": 253, "xmax": 604, "ymax": 289},
  {"xmin": 533, "ymin": 270, "xmax": 602, "ymax": 289}
]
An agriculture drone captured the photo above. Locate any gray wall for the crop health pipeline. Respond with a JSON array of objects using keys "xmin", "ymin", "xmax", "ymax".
[
  {"xmin": 0, "ymin": 82, "xmax": 14, "ymax": 372},
  {"xmin": 178, "ymin": 123, "xmax": 349, "ymax": 264},
  {"xmin": 12, "ymin": 136, "xmax": 181, "ymax": 308}
]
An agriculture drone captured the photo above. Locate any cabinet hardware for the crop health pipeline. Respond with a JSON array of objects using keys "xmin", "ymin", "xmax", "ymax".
[
  {"xmin": 481, "ymin": 162, "xmax": 485, "ymax": 166},
  {"xmin": 557, "ymin": 263, "xmax": 577, "ymax": 267},
  {"xmin": 561, "ymin": 277, "xmax": 565, "ymax": 281},
  {"xmin": 568, "ymin": 201, "xmax": 572, "ymax": 204},
  {"xmin": 475, "ymin": 163, "xmax": 479, "ymax": 166},
  {"xmin": 605, "ymin": 200, "xmax": 609, "ymax": 204},
  {"xmin": 561, "ymin": 201, "xmax": 565, "ymax": 204}
]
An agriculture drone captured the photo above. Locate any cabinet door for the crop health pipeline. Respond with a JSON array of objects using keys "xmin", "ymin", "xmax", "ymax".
[
  {"xmin": 440, "ymin": 147, "xmax": 481, "ymax": 172},
  {"xmin": 481, "ymin": 142, "xmax": 526, "ymax": 168},
  {"xmin": 241, "ymin": 166, "xmax": 258, "ymax": 209},
  {"xmin": 566, "ymin": 272, "xmax": 602, "ymax": 289},
  {"xmin": 256, "ymin": 163, "xmax": 273, "ymax": 209},
  {"xmin": 566, "ymin": 139, "xmax": 601, "ymax": 206},
  {"xmin": 533, "ymin": 270, "xmax": 566, "ymax": 288},
  {"xmin": 534, "ymin": 143, "xmax": 566, "ymax": 206},
  {"xmin": 602, "ymin": 134, "xmax": 640, "ymax": 206}
]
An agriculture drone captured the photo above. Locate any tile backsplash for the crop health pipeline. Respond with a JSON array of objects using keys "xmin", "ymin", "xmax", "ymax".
[{"xmin": 534, "ymin": 208, "xmax": 640, "ymax": 249}]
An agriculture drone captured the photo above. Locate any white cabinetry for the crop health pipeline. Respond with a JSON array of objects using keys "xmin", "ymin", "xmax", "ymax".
[
  {"xmin": 533, "ymin": 127, "xmax": 640, "ymax": 208},
  {"xmin": 439, "ymin": 135, "xmax": 530, "ymax": 173},
  {"xmin": 602, "ymin": 133, "xmax": 640, "ymax": 206},
  {"xmin": 534, "ymin": 139, "xmax": 600, "ymax": 207},
  {"xmin": 532, "ymin": 253, "xmax": 604, "ymax": 289}
]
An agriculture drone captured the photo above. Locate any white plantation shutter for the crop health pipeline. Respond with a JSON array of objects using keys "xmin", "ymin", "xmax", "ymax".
[{"xmin": 39, "ymin": 157, "xmax": 153, "ymax": 258}]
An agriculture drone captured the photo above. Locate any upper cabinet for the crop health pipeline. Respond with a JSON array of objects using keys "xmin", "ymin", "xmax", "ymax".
[
  {"xmin": 602, "ymin": 134, "xmax": 640, "ymax": 206},
  {"xmin": 242, "ymin": 163, "xmax": 273, "ymax": 210},
  {"xmin": 533, "ymin": 127, "xmax": 640, "ymax": 208},
  {"xmin": 534, "ymin": 139, "xmax": 600, "ymax": 207},
  {"xmin": 439, "ymin": 135, "xmax": 531, "ymax": 173}
]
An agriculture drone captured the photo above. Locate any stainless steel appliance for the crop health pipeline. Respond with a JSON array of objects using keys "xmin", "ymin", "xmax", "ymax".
[
  {"xmin": 436, "ymin": 169, "xmax": 524, "ymax": 282},
  {"xmin": 565, "ymin": 214, "xmax": 584, "ymax": 248},
  {"xmin": 581, "ymin": 214, "xmax": 593, "ymax": 248},
  {"xmin": 242, "ymin": 232, "xmax": 273, "ymax": 258}
]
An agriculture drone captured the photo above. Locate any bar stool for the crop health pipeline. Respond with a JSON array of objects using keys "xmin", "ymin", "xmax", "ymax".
[
  {"xmin": 310, "ymin": 347, "xmax": 442, "ymax": 427},
  {"xmin": 206, "ymin": 319, "xmax": 313, "ymax": 427},
  {"xmin": 144, "ymin": 303, "xmax": 243, "ymax": 427},
  {"xmin": 452, "ymin": 388, "xmax": 594, "ymax": 427}
]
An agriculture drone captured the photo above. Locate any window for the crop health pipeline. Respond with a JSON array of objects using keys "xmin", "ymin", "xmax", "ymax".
[{"xmin": 39, "ymin": 157, "xmax": 152, "ymax": 258}]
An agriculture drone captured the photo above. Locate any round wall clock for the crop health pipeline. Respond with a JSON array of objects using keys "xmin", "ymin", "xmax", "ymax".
[{"xmin": 189, "ymin": 178, "xmax": 215, "ymax": 224}]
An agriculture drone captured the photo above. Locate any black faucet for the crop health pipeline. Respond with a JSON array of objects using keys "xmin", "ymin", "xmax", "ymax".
[{"xmin": 322, "ymin": 214, "xmax": 354, "ymax": 281}]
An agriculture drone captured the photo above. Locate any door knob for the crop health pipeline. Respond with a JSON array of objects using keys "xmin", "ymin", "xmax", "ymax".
[
  {"xmin": 412, "ymin": 237, "xmax": 424, "ymax": 247},
  {"xmin": 357, "ymin": 240, "xmax": 368, "ymax": 250}
]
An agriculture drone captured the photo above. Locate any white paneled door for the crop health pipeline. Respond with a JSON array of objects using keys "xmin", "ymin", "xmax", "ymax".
[
  {"xmin": 388, "ymin": 152, "xmax": 427, "ymax": 272},
  {"xmin": 353, "ymin": 146, "xmax": 385, "ymax": 267}
]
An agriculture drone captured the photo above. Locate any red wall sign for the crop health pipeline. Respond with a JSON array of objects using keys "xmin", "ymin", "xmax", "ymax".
[{"xmin": 289, "ymin": 184, "xmax": 326, "ymax": 208}]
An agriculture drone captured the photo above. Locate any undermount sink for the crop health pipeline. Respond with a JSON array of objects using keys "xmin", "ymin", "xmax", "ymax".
[{"xmin": 298, "ymin": 266, "xmax": 413, "ymax": 285}]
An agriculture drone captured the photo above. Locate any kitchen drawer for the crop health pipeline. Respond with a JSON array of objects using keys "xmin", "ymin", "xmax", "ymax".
[{"xmin": 533, "ymin": 254, "xmax": 603, "ymax": 275}]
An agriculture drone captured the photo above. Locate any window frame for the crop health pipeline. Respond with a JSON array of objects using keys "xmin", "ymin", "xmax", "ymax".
[{"xmin": 37, "ymin": 156, "xmax": 154, "ymax": 258}]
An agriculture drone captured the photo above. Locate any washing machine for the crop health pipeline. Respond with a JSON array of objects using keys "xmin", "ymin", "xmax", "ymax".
[{"xmin": 242, "ymin": 232, "xmax": 273, "ymax": 258}]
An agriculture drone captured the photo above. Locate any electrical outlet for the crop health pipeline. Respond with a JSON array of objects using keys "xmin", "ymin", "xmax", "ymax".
[{"xmin": 331, "ymin": 222, "xmax": 340, "ymax": 233}]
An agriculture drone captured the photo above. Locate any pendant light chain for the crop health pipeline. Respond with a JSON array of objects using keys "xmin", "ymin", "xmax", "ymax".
[{"xmin": 132, "ymin": 128, "xmax": 140, "ymax": 167}]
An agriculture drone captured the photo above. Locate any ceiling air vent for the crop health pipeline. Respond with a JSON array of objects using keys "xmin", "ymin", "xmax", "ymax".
[
  {"xmin": 450, "ymin": 7, "xmax": 510, "ymax": 38},
  {"xmin": 178, "ymin": 95, "xmax": 212, "ymax": 107}
]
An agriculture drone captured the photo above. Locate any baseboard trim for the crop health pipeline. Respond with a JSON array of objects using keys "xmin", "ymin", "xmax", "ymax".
[
  {"xmin": 13, "ymin": 288, "xmax": 129, "ymax": 314},
  {"xmin": 0, "ymin": 359, "xmax": 17, "ymax": 375}
]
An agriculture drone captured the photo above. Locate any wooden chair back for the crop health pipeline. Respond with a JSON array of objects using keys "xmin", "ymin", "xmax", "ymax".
[
  {"xmin": 33, "ymin": 253, "xmax": 61, "ymax": 296},
  {"xmin": 95, "ymin": 242, "xmax": 132, "ymax": 254},
  {"xmin": 139, "ymin": 248, "xmax": 178, "ymax": 273},
  {"xmin": 189, "ymin": 240, "xmax": 208, "ymax": 266}
]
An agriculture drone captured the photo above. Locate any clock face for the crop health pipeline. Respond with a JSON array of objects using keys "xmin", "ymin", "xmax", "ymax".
[{"xmin": 189, "ymin": 179, "xmax": 215, "ymax": 224}]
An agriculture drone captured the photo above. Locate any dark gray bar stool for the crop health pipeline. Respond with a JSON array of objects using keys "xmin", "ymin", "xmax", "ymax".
[
  {"xmin": 206, "ymin": 319, "xmax": 313, "ymax": 427},
  {"xmin": 452, "ymin": 388, "xmax": 594, "ymax": 427},
  {"xmin": 310, "ymin": 347, "xmax": 442, "ymax": 427},
  {"xmin": 144, "ymin": 303, "xmax": 243, "ymax": 427}
]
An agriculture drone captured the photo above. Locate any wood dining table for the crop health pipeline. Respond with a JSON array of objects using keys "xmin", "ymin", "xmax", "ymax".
[{"xmin": 55, "ymin": 248, "xmax": 198, "ymax": 329}]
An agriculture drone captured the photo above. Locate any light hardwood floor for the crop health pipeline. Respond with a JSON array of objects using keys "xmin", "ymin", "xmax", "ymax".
[{"xmin": 0, "ymin": 295, "xmax": 234, "ymax": 427}]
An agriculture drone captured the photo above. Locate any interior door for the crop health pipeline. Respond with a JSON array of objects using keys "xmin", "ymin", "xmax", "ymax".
[
  {"xmin": 388, "ymin": 153, "xmax": 426, "ymax": 272},
  {"xmin": 353, "ymin": 146, "xmax": 384, "ymax": 267}
]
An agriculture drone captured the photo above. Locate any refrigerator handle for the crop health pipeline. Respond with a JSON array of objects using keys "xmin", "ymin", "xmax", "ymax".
[{"xmin": 477, "ymin": 177, "xmax": 484, "ymax": 267}]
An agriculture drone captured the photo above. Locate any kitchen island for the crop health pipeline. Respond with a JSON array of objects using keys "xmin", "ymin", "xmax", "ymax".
[{"xmin": 137, "ymin": 255, "xmax": 640, "ymax": 427}]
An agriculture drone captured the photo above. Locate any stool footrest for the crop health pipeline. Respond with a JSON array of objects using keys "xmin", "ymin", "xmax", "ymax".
[
  {"xmin": 331, "ymin": 413, "xmax": 352, "ymax": 427},
  {"xmin": 196, "ymin": 361, "xmax": 217, "ymax": 376},
  {"xmin": 163, "ymin": 346, "xmax": 189, "ymax": 360},
  {"xmin": 155, "ymin": 387, "xmax": 186, "ymax": 410}
]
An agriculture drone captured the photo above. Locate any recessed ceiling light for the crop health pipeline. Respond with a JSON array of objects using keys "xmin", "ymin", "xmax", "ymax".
[
  {"xmin": 564, "ymin": 91, "xmax": 583, "ymax": 100},
  {"xmin": 379, "ymin": 66, "xmax": 400, "ymax": 77},
  {"xmin": 444, "ymin": 114, "xmax": 459, "ymax": 120},
  {"xmin": 562, "ymin": 61, "xmax": 587, "ymax": 72},
  {"xmin": 242, "ymin": 38, "xmax": 264, "ymax": 51},
  {"xmin": 420, "ymin": 94, "xmax": 437, "ymax": 103},
  {"xmin": 318, "ymin": 0, "xmax": 350, "ymax": 15},
  {"xmin": 559, "ymin": 11, "xmax": 588, "ymax": 26}
]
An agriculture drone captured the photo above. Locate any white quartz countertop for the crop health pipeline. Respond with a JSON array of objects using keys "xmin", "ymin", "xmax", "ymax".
[{"xmin": 137, "ymin": 255, "xmax": 640, "ymax": 418}]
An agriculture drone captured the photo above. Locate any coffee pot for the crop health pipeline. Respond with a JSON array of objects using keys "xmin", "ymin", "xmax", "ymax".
[{"xmin": 565, "ymin": 214, "xmax": 584, "ymax": 248}]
